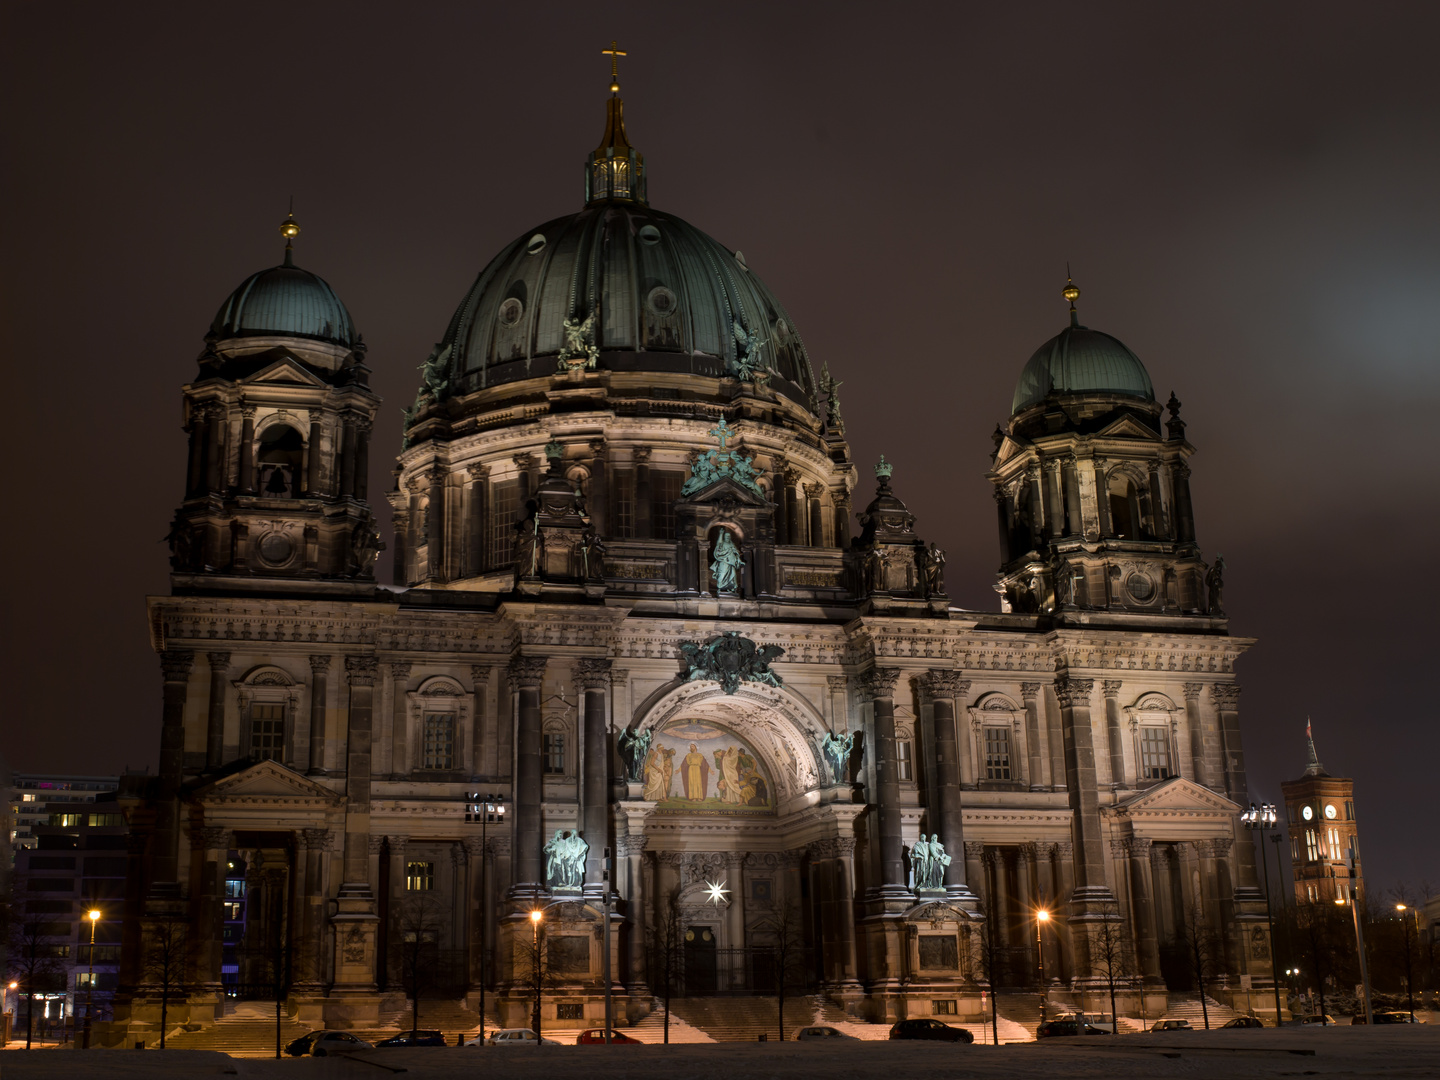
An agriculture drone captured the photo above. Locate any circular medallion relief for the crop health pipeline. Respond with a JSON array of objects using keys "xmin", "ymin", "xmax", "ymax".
[
  {"xmin": 257, "ymin": 531, "xmax": 294, "ymax": 566},
  {"xmin": 1125, "ymin": 571, "xmax": 1156, "ymax": 603},
  {"xmin": 646, "ymin": 286, "xmax": 677, "ymax": 317},
  {"xmin": 498, "ymin": 297, "xmax": 524, "ymax": 327}
]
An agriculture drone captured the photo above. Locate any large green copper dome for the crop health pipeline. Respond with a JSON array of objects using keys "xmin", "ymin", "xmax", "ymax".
[
  {"xmin": 1011, "ymin": 322, "xmax": 1154, "ymax": 414},
  {"xmin": 210, "ymin": 256, "xmax": 356, "ymax": 348}
]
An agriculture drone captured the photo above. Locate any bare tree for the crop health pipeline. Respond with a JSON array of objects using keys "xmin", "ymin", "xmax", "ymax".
[
  {"xmin": 1172, "ymin": 900, "xmax": 1223, "ymax": 1029},
  {"xmin": 971, "ymin": 916, "xmax": 1003, "ymax": 1044},
  {"xmin": 757, "ymin": 902, "xmax": 808, "ymax": 1041},
  {"xmin": 1292, "ymin": 901, "xmax": 1348, "ymax": 1025},
  {"xmin": 7, "ymin": 916, "xmax": 66, "ymax": 1049},
  {"xmin": 648, "ymin": 887, "xmax": 684, "ymax": 1044},
  {"xmin": 1090, "ymin": 904, "xmax": 1134, "ymax": 1031},
  {"xmin": 142, "ymin": 916, "xmax": 193, "ymax": 1049},
  {"xmin": 391, "ymin": 894, "xmax": 449, "ymax": 1035}
]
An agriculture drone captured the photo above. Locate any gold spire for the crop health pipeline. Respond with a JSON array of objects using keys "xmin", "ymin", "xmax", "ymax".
[
  {"xmin": 602, "ymin": 39, "xmax": 626, "ymax": 95},
  {"xmin": 1063, "ymin": 264, "xmax": 1080, "ymax": 328},
  {"xmin": 280, "ymin": 207, "xmax": 300, "ymax": 266}
]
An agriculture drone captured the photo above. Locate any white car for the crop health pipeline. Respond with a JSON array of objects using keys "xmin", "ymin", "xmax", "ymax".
[{"xmin": 465, "ymin": 1027, "xmax": 561, "ymax": 1046}]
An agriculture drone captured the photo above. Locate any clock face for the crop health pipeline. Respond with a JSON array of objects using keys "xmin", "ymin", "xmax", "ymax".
[
  {"xmin": 1302, "ymin": 806, "xmax": 1314, "ymax": 821},
  {"xmin": 1324, "ymin": 804, "xmax": 1337, "ymax": 819}
]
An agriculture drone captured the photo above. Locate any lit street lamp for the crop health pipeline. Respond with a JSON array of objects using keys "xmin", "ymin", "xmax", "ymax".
[
  {"xmin": 1241, "ymin": 803, "xmax": 1286, "ymax": 1027},
  {"xmin": 83, "ymin": 909, "xmax": 101, "ymax": 1049},
  {"xmin": 530, "ymin": 909, "xmax": 544, "ymax": 1041},
  {"xmin": 1035, "ymin": 909, "xmax": 1049, "ymax": 1024},
  {"xmin": 1396, "ymin": 903, "xmax": 1418, "ymax": 1023},
  {"xmin": 465, "ymin": 792, "xmax": 507, "ymax": 1041}
]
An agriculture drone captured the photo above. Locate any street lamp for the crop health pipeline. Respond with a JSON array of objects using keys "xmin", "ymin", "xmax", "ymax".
[
  {"xmin": 1035, "ymin": 909, "xmax": 1049, "ymax": 1024},
  {"xmin": 465, "ymin": 793, "xmax": 507, "ymax": 1041},
  {"xmin": 83, "ymin": 909, "xmax": 101, "ymax": 1049},
  {"xmin": 1242, "ymin": 803, "xmax": 1286, "ymax": 1027},
  {"xmin": 1396, "ymin": 903, "xmax": 1417, "ymax": 1023},
  {"xmin": 1334, "ymin": 863, "xmax": 1373, "ymax": 1026},
  {"xmin": 529, "ymin": 909, "xmax": 544, "ymax": 1042}
]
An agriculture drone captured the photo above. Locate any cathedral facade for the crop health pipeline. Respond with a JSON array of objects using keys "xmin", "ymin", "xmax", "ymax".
[{"xmin": 109, "ymin": 74, "xmax": 1271, "ymax": 1038}]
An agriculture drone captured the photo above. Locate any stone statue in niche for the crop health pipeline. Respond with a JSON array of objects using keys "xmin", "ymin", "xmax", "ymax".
[
  {"xmin": 821, "ymin": 730, "xmax": 855, "ymax": 784},
  {"xmin": 579, "ymin": 527, "xmax": 606, "ymax": 580},
  {"xmin": 909, "ymin": 834, "xmax": 950, "ymax": 892},
  {"xmin": 545, "ymin": 829, "xmax": 588, "ymax": 891},
  {"xmin": 1205, "ymin": 555, "xmax": 1226, "ymax": 616},
  {"xmin": 349, "ymin": 511, "xmax": 385, "ymax": 578},
  {"xmin": 920, "ymin": 542, "xmax": 946, "ymax": 597},
  {"xmin": 617, "ymin": 726, "xmax": 653, "ymax": 784},
  {"xmin": 164, "ymin": 514, "xmax": 196, "ymax": 572},
  {"xmin": 710, "ymin": 529, "xmax": 744, "ymax": 594}
]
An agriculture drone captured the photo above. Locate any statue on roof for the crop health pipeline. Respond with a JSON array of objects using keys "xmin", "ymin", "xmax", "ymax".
[
  {"xmin": 558, "ymin": 309, "xmax": 599, "ymax": 371},
  {"xmin": 731, "ymin": 320, "xmax": 769, "ymax": 381}
]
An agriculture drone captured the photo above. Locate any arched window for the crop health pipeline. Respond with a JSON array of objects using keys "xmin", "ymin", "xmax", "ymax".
[
  {"xmin": 257, "ymin": 424, "xmax": 304, "ymax": 498},
  {"xmin": 1108, "ymin": 474, "xmax": 1143, "ymax": 540}
]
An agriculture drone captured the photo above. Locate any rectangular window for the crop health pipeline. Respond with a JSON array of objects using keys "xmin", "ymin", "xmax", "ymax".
[
  {"xmin": 26, "ymin": 900, "xmax": 70, "ymax": 914},
  {"xmin": 250, "ymin": 703, "xmax": 285, "ymax": 761},
  {"xmin": 89, "ymin": 945, "xmax": 121, "ymax": 963},
  {"xmin": 1328, "ymin": 828, "xmax": 1341, "ymax": 861},
  {"xmin": 544, "ymin": 732, "xmax": 566, "ymax": 775},
  {"xmin": 75, "ymin": 972, "xmax": 98, "ymax": 988},
  {"xmin": 405, "ymin": 861, "xmax": 434, "ymax": 891},
  {"xmin": 984, "ymin": 727, "xmax": 1012, "ymax": 780},
  {"xmin": 33, "ymin": 921, "xmax": 71, "ymax": 936},
  {"xmin": 223, "ymin": 902, "xmax": 242, "ymax": 921},
  {"xmin": 557, "ymin": 1002, "xmax": 585, "ymax": 1021},
  {"xmin": 1345, "ymin": 801, "xmax": 1353, "ymax": 821},
  {"xmin": 28, "ymin": 857, "xmax": 76, "ymax": 870},
  {"xmin": 1305, "ymin": 829, "xmax": 1318, "ymax": 862},
  {"xmin": 650, "ymin": 472, "xmax": 682, "ymax": 540},
  {"xmin": 422, "ymin": 713, "xmax": 455, "ymax": 770},
  {"xmin": 610, "ymin": 470, "xmax": 635, "ymax": 539},
  {"xmin": 224, "ymin": 880, "xmax": 246, "ymax": 899},
  {"xmin": 488, "ymin": 479, "xmax": 521, "ymax": 570},
  {"xmin": 895, "ymin": 740, "xmax": 913, "ymax": 781},
  {"xmin": 932, "ymin": 999, "xmax": 958, "ymax": 1015},
  {"xmin": 27, "ymin": 879, "xmax": 74, "ymax": 892},
  {"xmin": 87, "ymin": 813, "xmax": 123, "ymax": 827},
  {"xmin": 1140, "ymin": 727, "xmax": 1172, "ymax": 780},
  {"xmin": 49, "ymin": 814, "xmax": 83, "ymax": 827}
]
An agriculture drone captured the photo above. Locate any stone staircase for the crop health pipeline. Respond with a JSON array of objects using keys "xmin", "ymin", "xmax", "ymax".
[
  {"xmin": 667, "ymin": 995, "xmax": 845, "ymax": 1042},
  {"xmin": 163, "ymin": 1002, "xmax": 309, "ymax": 1057},
  {"xmin": 351, "ymin": 997, "xmax": 482, "ymax": 1045},
  {"xmin": 1159, "ymin": 993, "xmax": 1241, "ymax": 1029}
]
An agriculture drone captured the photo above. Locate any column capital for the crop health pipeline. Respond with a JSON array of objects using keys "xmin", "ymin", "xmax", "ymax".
[
  {"xmin": 1109, "ymin": 838, "xmax": 1128, "ymax": 858},
  {"xmin": 1207, "ymin": 836, "xmax": 1234, "ymax": 859},
  {"xmin": 1053, "ymin": 676, "xmax": 1094, "ymax": 708},
  {"xmin": 1102, "ymin": 679, "xmax": 1123, "ymax": 699},
  {"xmin": 309, "ymin": 654, "xmax": 332, "ymax": 674},
  {"xmin": 964, "ymin": 841, "xmax": 986, "ymax": 859},
  {"xmin": 302, "ymin": 828, "xmax": 335, "ymax": 850},
  {"xmin": 345, "ymin": 654, "xmax": 378, "ymax": 685},
  {"xmin": 1052, "ymin": 840, "xmax": 1073, "ymax": 859},
  {"xmin": 513, "ymin": 451, "xmax": 534, "ymax": 469},
  {"xmin": 803, "ymin": 481, "xmax": 823, "ymax": 498},
  {"xmin": 1209, "ymin": 683, "xmax": 1241, "ymax": 709},
  {"xmin": 826, "ymin": 674, "xmax": 848, "ymax": 692},
  {"xmin": 464, "ymin": 836, "xmax": 486, "ymax": 858},
  {"xmin": 368, "ymin": 835, "xmax": 387, "ymax": 855},
  {"xmin": 384, "ymin": 834, "xmax": 407, "ymax": 854},
  {"xmin": 574, "ymin": 658, "xmax": 613, "ymax": 690},
  {"xmin": 616, "ymin": 833, "xmax": 649, "ymax": 857},
  {"xmin": 508, "ymin": 656, "xmax": 547, "ymax": 687},
  {"xmin": 632, "ymin": 445, "xmax": 652, "ymax": 463},
  {"xmin": 468, "ymin": 662, "xmax": 496, "ymax": 683},
  {"xmin": 1020, "ymin": 681, "xmax": 1040, "ymax": 701},
  {"xmin": 859, "ymin": 667, "xmax": 900, "ymax": 701},
  {"xmin": 390, "ymin": 660, "xmax": 413, "ymax": 680},
  {"xmin": 197, "ymin": 827, "xmax": 231, "ymax": 851},
  {"xmin": 918, "ymin": 670, "xmax": 969, "ymax": 700},
  {"xmin": 609, "ymin": 666, "xmax": 630, "ymax": 687},
  {"xmin": 724, "ymin": 851, "xmax": 746, "ymax": 869},
  {"xmin": 1182, "ymin": 681, "xmax": 1205, "ymax": 700},
  {"xmin": 588, "ymin": 438, "xmax": 607, "ymax": 457},
  {"xmin": 207, "ymin": 651, "xmax": 231, "ymax": 671},
  {"xmin": 1127, "ymin": 836, "xmax": 1153, "ymax": 858},
  {"xmin": 160, "ymin": 649, "xmax": 194, "ymax": 682}
]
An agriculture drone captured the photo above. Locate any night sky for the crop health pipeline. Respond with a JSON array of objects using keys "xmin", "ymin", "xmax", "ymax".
[{"xmin": 4, "ymin": 3, "xmax": 1436, "ymax": 896}]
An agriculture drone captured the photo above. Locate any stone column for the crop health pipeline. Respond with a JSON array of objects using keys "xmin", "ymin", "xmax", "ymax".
[
  {"xmin": 622, "ymin": 834, "xmax": 649, "ymax": 991},
  {"xmin": 305, "ymin": 410, "xmax": 324, "ymax": 495},
  {"xmin": 342, "ymin": 655, "xmax": 378, "ymax": 887},
  {"xmin": 1062, "ymin": 457, "xmax": 1083, "ymax": 536},
  {"xmin": 1102, "ymin": 680, "xmax": 1126, "ymax": 791},
  {"xmin": 1046, "ymin": 460, "xmax": 1066, "ymax": 537},
  {"xmin": 307, "ymin": 655, "xmax": 330, "ymax": 775},
  {"xmin": 575, "ymin": 658, "xmax": 612, "ymax": 887},
  {"xmin": 354, "ymin": 419, "xmax": 371, "ymax": 501},
  {"xmin": 834, "ymin": 493, "xmax": 851, "ymax": 549},
  {"xmin": 588, "ymin": 439, "xmax": 608, "ymax": 537},
  {"xmin": 774, "ymin": 463, "xmax": 791, "ymax": 545},
  {"xmin": 1093, "ymin": 457, "xmax": 1112, "ymax": 537},
  {"xmin": 1211, "ymin": 683, "xmax": 1247, "ymax": 804},
  {"xmin": 465, "ymin": 837, "xmax": 486, "ymax": 989},
  {"xmin": 237, "ymin": 407, "xmax": 255, "ymax": 494},
  {"xmin": 1026, "ymin": 464, "xmax": 1045, "ymax": 545},
  {"xmin": 920, "ymin": 670, "xmax": 975, "ymax": 899},
  {"xmin": 994, "ymin": 488, "xmax": 1012, "ymax": 565},
  {"xmin": 153, "ymin": 649, "xmax": 193, "ymax": 890},
  {"xmin": 450, "ymin": 843, "xmax": 468, "ymax": 955},
  {"xmin": 964, "ymin": 842, "xmax": 987, "ymax": 906},
  {"xmin": 785, "ymin": 469, "xmax": 803, "ymax": 545},
  {"xmin": 297, "ymin": 829, "xmax": 331, "ymax": 988},
  {"xmin": 509, "ymin": 656, "xmax": 548, "ymax": 892},
  {"xmin": 389, "ymin": 661, "xmax": 412, "ymax": 777},
  {"xmin": 1126, "ymin": 837, "xmax": 1163, "ymax": 982},
  {"xmin": 861, "ymin": 667, "xmax": 907, "ymax": 896},
  {"xmin": 1182, "ymin": 682, "xmax": 1206, "ymax": 786},
  {"xmin": 1021, "ymin": 682, "xmax": 1047, "ymax": 790},
  {"xmin": 204, "ymin": 651, "xmax": 230, "ymax": 770},
  {"xmin": 186, "ymin": 412, "xmax": 208, "ymax": 497},
  {"xmin": 1015, "ymin": 844, "xmax": 1036, "ymax": 969},
  {"xmin": 1172, "ymin": 462, "xmax": 1196, "ymax": 543},
  {"xmin": 427, "ymin": 464, "xmax": 447, "ymax": 582},
  {"xmin": 205, "ymin": 404, "xmax": 226, "ymax": 493},
  {"xmin": 1054, "ymin": 677, "xmax": 1108, "ymax": 892},
  {"xmin": 724, "ymin": 851, "xmax": 746, "ymax": 988},
  {"xmin": 339, "ymin": 417, "xmax": 357, "ymax": 498},
  {"xmin": 193, "ymin": 827, "xmax": 230, "ymax": 991},
  {"xmin": 465, "ymin": 465, "xmax": 488, "ymax": 575},
  {"xmin": 834, "ymin": 838, "xmax": 859, "ymax": 983},
  {"xmin": 634, "ymin": 446, "xmax": 652, "ymax": 538},
  {"xmin": 805, "ymin": 482, "xmax": 824, "ymax": 546}
]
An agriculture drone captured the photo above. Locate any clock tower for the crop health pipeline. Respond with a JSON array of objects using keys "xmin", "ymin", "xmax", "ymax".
[{"xmin": 1280, "ymin": 722, "xmax": 1362, "ymax": 906}]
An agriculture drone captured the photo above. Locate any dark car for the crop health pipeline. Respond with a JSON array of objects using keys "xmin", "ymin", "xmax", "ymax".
[
  {"xmin": 1355, "ymin": 1011, "xmax": 1424, "ymax": 1025},
  {"xmin": 284, "ymin": 1031, "xmax": 375, "ymax": 1056},
  {"xmin": 1221, "ymin": 1016, "xmax": 1265, "ymax": 1029},
  {"xmin": 794, "ymin": 1025, "xmax": 859, "ymax": 1041},
  {"xmin": 888, "ymin": 1018, "xmax": 974, "ymax": 1043},
  {"xmin": 1036, "ymin": 1019, "xmax": 1111, "ymax": 1038},
  {"xmin": 377, "ymin": 1029, "xmax": 448, "ymax": 1047},
  {"xmin": 577, "ymin": 1028, "xmax": 644, "ymax": 1044}
]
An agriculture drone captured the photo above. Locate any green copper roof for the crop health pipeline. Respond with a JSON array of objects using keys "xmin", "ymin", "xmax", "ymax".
[
  {"xmin": 1012, "ymin": 323, "xmax": 1154, "ymax": 414},
  {"xmin": 210, "ymin": 260, "xmax": 356, "ymax": 347}
]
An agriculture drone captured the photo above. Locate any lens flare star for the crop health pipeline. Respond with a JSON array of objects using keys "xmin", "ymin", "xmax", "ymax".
[{"xmin": 703, "ymin": 879, "xmax": 730, "ymax": 906}]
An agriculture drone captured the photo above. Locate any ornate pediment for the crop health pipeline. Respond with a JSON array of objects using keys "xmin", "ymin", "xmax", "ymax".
[
  {"xmin": 242, "ymin": 355, "xmax": 327, "ymax": 388},
  {"xmin": 195, "ymin": 760, "xmax": 343, "ymax": 805},
  {"xmin": 1094, "ymin": 414, "xmax": 1161, "ymax": 441},
  {"xmin": 1119, "ymin": 776, "xmax": 1240, "ymax": 815}
]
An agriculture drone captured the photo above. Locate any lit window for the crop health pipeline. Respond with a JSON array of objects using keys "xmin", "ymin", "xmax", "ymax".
[
  {"xmin": 224, "ymin": 880, "xmax": 246, "ymax": 899},
  {"xmin": 75, "ymin": 972, "xmax": 98, "ymax": 989},
  {"xmin": 544, "ymin": 732, "xmax": 566, "ymax": 775},
  {"xmin": 1140, "ymin": 728, "xmax": 1171, "ymax": 780},
  {"xmin": 21, "ymin": 794, "xmax": 35, "ymax": 802},
  {"xmin": 422, "ymin": 714, "xmax": 455, "ymax": 770},
  {"xmin": 932, "ymin": 999, "xmax": 958, "ymax": 1015},
  {"xmin": 223, "ymin": 902, "xmax": 242, "ymax": 921},
  {"xmin": 406, "ymin": 861, "xmax": 434, "ymax": 891},
  {"xmin": 1305, "ymin": 829, "xmax": 1318, "ymax": 862},
  {"xmin": 250, "ymin": 703, "xmax": 284, "ymax": 761},
  {"xmin": 896, "ymin": 740, "xmax": 914, "ymax": 781},
  {"xmin": 87, "ymin": 813, "xmax": 122, "ymax": 827},
  {"xmin": 984, "ymin": 728, "xmax": 1012, "ymax": 780},
  {"xmin": 49, "ymin": 814, "xmax": 82, "ymax": 827}
]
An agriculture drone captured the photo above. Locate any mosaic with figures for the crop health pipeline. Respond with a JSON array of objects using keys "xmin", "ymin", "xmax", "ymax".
[{"xmin": 643, "ymin": 720, "xmax": 774, "ymax": 815}]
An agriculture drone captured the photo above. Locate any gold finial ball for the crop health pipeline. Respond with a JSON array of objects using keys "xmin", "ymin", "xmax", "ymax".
[
  {"xmin": 280, "ymin": 213, "xmax": 301, "ymax": 240},
  {"xmin": 1063, "ymin": 282, "xmax": 1080, "ymax": 304},
  {"xmin": 609, "ymin": 76, "xmax": 621, "ymax": 93}
]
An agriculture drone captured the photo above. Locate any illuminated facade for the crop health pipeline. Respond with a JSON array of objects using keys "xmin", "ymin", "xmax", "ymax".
[
  {"xmin": 109, "ymin": 68, "xmax": 1271, "ymax": 1040},
  {"xmin": 1280, "ymin": 726, "xmax": 1363, "ymax": 906}
]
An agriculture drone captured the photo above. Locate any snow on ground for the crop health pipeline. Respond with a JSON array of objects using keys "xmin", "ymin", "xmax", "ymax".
[{"xmin": 2, "ymin": 1027, "xmax": 1439, "ymax": 1080}]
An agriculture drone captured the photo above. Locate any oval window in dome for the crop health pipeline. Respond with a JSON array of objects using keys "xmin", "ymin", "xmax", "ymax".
[
  {"xmin": 498, "ymin": 297, "xmax": 524, "ymax": 327},
  {"xmin": 646, "ymin": 286, "xmax": 677, "ymax": 317},
  {"xmin": 526, "ymin": 233, "xmax": 546, "ymax": 256},
  {"xmin": 775, "ymin": 318, "xmax": 790, "ymax": 342},
  {"xmin": 638, "ymin": 224, "xmax": 661, "ymax": 246}
]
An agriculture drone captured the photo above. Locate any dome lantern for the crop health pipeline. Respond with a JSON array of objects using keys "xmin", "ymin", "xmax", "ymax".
[{"xmin": 585, "ymin": 40, "xmax": 646, "ymax": 206}]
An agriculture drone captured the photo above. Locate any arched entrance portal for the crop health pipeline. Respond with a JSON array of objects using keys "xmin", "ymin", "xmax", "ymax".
[{"xmin": 622, "ymin": 682, "xmax": 862, "ymax": 996}]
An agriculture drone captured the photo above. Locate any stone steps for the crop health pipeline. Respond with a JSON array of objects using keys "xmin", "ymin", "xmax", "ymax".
[{"xmin": 1161, "ymin": 993, "xmax": 1241, "ymax": 1028}]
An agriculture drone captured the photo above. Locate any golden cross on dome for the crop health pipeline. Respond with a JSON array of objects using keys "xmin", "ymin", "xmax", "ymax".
[{"xmin": 602, "ymin": 39, "xmax": 626, "ymax": 94}]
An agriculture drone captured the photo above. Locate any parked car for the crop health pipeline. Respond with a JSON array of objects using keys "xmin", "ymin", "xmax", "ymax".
[
  {"xmin": 888, "ymin": 1018, "xmax": 974, "ymax": 1043},
  {"xmin": 1037, "ymin": 1019, "xmax": 1111, "ymax": 1037},
  {"xmin": 794, "ymin": 1025, "xmax": 859, "ymax": 1041},
  {"xmin": 577, "ymin": 1028, "xmax": 644, "ymax": 1044},
  {"xmin": 376, "ymin": 1029, "xmax": 448, "ymax": 1047},
  {"xmin": 471, "ymin": 1027, "xmax": 560, "ymax": 1046},
  {"xmin": 1352, "ymin": 1011, "xmax": 1425, "ymax": 1025},
  {"xmin": 1221, "ymin": 1017, "xmax": 1265, "ymax": 1029},
  {"xmin": 285, "ymin": 1031, "xmax": 375, "ymax": 1056},
  {"xmin": 1149, "ymin": 1019, "xmax": 1193, "ymax": 1032},
  {"xmin": 1298, "ymin": 1014, "xmax": 1337, "ymax": 1026}
]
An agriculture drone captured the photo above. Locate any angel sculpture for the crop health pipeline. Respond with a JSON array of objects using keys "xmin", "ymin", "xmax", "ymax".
[
  {"xmin": 751, "ymin": 644, "xmax": 785, "ymax": 687},
  {"xmin": 558, "ymin": 309, "xmax": 599, "ymax": 370},
  {"xmin": 418, "ymin": 342, "xmax": 452, "ymax": 401},
  {"xmin": 731, "ymin": 320, "xmax": 768, "ymax": 381}
]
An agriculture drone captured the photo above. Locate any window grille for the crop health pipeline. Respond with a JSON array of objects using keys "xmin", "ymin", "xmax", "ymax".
[
  {"xmin": 984, "ymin": 727, "xmax": 1012, "ymax": 780},
  {"xmin": 611, "ymin": 470, "xmax": 635, "ymax": 539},
  {"xmin": 422, "ymin": 713, "xmax": 455, "ymax": 770},
  {"xmin": 406, "ymin": 861, "xmax": 434, "ymax": 891},
  {"xmin": 544, "ymin": 732, "xmax": 566, "ymax": 775},
  {"xmin": 250, "ymin": 703, "xmax": 284, "ymax": 761},
  {"xmin": 1140, "ymin": 727, "xmax": 1171, "ymax": 780},
  {"xmin": 488, "ymin": 479, "xmax": 521, "ymax": 570}
]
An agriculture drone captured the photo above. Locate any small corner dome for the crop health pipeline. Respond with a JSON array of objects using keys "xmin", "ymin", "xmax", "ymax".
[
  {"xmin": 1011, "ymin": 324, "xmax": 1154, "ymax": 415},
  {"xmin": 210, "ymin": 261, "xmax": 357, "ymax": 348}
]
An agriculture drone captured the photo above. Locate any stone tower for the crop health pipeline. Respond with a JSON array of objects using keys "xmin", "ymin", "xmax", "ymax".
[{"xmin": 1280, "ymin": 722, "xmax": 1363, "ymax": 906}]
